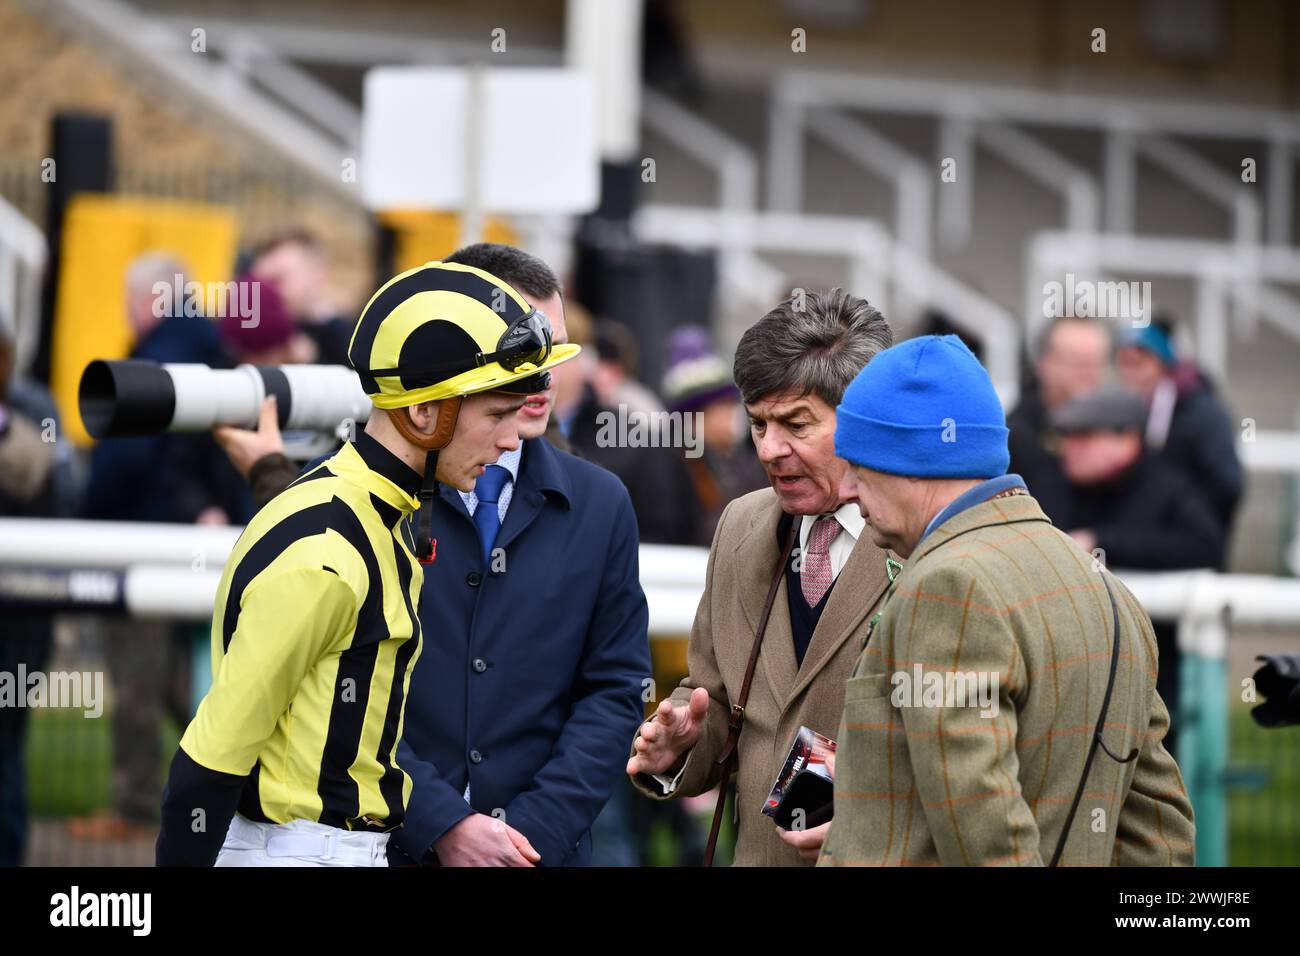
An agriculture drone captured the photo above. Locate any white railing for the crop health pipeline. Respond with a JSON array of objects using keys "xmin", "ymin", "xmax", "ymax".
[
  {"xmin": 641, "ymin": 88, "xmax": 758, "ymax": 219},
  {"xmin": 639, "ymin": 88, "xmax": 791, "ymax": 344},
  {"xmin": 46, "ymin": 0, "xmax": 359, "ymax": 199},
  {"xmin": 154, "ymin": 14, "xmax": 561, "ymax": 69},
  {"xmin": 2, "ymin": 516, "xmax": 1294, "ymax": 867},
  {"xmin": 1122, "ymin": 570, "xmax": 1300, "ymax": 647},
  {"xmin": 779, "ymin": 101, "xmax": 1100, "ymax": 251},
  {"xmin": 640, "ymin": 85, "xmax": 1025, "ymax": 399},
  {"xmin": 0, "ymin": 519, "xmax": 708, "ymax": 633},
  {"xmin": 770, "ymin": 70, "xmax": 1279, "ymax": 237},
  {"xmin": 634, "ymin": 204, "xmax": 1021, "ymax": 406},
  {"xmin": 979, "ymin": 118, "xmax": 1101, "ymax": 237},
  {"xmin": 768, "ymin": 70, "xmax": 1289, "ymax": 380},
  {"xmin": 1026, "ymin": 230, "xmax": 1300, "ymax": 385},
  {"xmin": 221, "ymin": 31, "xmax": 364, "ymax": 149},
  {"xmin": 5, "ymin": 519, "xmax": 1298, "ymax": 634},
  {"xmin": 803, "ymin": 106, "xmax": 933, "ymax": 259},
  {"xmin": 1119, "ymin": 569, "xmax": 1300, "ymax": 867},
  {"xmin": 770, "ymin": 68, "xmax": 1300, "ymax": 142}
]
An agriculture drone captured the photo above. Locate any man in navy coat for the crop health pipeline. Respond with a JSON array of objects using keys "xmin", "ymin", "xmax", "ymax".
[
  {"xmin": 219, "ymin": 244, "xmax": 650, "ymax": 866},
  {"xmin": 391, "ymin": 245, "xmax": 650, "ymax": 866}
]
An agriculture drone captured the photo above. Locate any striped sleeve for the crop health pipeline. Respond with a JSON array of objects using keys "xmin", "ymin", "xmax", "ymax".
[{"xmin": 180, "ymin": 565, "xmax": 359, "ymax": 775}]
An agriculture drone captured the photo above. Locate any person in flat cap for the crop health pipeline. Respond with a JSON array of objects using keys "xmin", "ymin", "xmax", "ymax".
[
  {"xmin": 1052, "ymin": 385, "xmax": 1223, "ymax": 573},
  {"xmin": 819, "ymin": 335, "xmax": 1194, "ymax": 866},
  {"xmin": 1052, "ymin": 384, "xmax": 1224, "ymax": 755}
]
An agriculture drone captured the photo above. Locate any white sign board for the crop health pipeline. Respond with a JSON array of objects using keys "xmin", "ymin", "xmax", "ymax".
[{"xmin": 361, "ymin": 67, "xmax": 599, "ymax": 215}]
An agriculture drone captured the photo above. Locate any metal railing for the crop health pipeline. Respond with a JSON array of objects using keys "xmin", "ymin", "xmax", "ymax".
[
  {"xmin": 767, "ymin": 70, "xmax": 1296, "ymax": 400},
  {"xmin": 633, "ymin": 203, "xmax": 1021, "ymax": 406},
  {"xmin": 768, "ymin": 68, "xmax": 1298, "ymax": 240},
  {"xmin": 1121, "ymin": 571, "xmax": 1300, "ymax": 867},
  {"xmin": 45, "ymin": 0, "xmax": 360, "ymax": 199},
  {"xmin": 3, "ymin": 518, "xmax": 1297, "ymax": 865}
]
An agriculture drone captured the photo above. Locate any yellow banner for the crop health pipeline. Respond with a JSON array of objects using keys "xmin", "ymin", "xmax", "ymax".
[
  {"xmin": 378, "ymin": 210, "xmax": 518, "ymax": 275},
  {"xmin": 51, "ymin": 195, "xmax": 238, "ymax": 446}
]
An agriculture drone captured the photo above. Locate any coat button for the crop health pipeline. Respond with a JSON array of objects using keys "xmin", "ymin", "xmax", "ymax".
[
  {"xmin": 472, "ymin": 658, "xmax": 487, "ymax": 673},
  {"xmin": 469, "ymin": 749, "xmax": 483, "ymax": 764},
  {"xmin": 466, "ymin": 571, "xmax": 482, "ymax": 587}
]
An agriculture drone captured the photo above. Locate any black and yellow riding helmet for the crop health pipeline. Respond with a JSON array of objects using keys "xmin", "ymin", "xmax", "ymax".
[
  {"xmin": 348, "ymin": 260, "xmax": 580, "ymax": 560},
  {"xmin": 350, "ymin": 260, "xmax": 580, "ymax": 409}
]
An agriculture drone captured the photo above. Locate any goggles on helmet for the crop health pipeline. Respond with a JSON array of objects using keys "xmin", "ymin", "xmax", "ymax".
[{"xmin": 369, "ymin": 309, "xmax": 554, "ymax": 388}]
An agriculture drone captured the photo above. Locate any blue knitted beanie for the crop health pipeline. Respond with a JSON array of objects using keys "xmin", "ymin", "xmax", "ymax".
[
  {"xmin": 1119, "ymin": 323, "xmax": 1176, "ymax": 367},
  {"xmin": 834, "ymin": 334, "xmax": 1009, "ymax": 478}
]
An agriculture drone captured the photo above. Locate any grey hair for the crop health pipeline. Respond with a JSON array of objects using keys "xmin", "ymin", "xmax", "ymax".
[
  {"xmin": 733, "ymin": 287, "xmax": 894, "ymax": 407},
  {"xmin": 1033, "ymin": 314, "xmax": 1112, "ymax": 361},
  {"xmin": 126, "ymin": 253, "xmax": 187, "ymax": 296}
]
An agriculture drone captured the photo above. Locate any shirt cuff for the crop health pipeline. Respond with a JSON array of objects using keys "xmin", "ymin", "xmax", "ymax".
[{"xmin": 650, "ymin": 752, "xmax": 690, "ymax": 795}]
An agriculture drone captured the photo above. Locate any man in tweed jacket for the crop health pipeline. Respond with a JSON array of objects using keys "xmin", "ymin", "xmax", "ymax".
[{"xmin": 819, "ymin": 335, "xmax": 1195, "ymax": 867}]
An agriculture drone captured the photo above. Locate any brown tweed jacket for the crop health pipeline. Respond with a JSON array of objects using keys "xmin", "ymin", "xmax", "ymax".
[
  {"xmin": 819, "ymin": 492, "xmax": 1195, "ymax": 866},
  {"xmin": 630, "ymin": 488, "xmax": 892, "ymax": 866}
]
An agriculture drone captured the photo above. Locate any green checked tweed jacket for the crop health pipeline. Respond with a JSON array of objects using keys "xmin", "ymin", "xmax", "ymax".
[{"xmin": 819, "ymin": 492, "xmax": 1195, "ymax": 867}]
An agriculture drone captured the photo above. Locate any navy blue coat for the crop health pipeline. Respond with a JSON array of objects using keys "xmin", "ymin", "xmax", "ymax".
[{"xmin": 393, "ymin": 436, "xmax": 650, "ymax": 866}]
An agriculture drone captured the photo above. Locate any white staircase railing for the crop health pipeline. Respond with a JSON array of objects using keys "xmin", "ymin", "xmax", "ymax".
[
  {"xmin": 634, "ymin": 204, "xmax": 1020, "ymax": 406},
  {"xmin": 769, "ymin": 70, "xmax": 1292, "ymax": 367},
  {"xmin": 46, "ymin": 0, "xmax": 360, "ymax": 200}
]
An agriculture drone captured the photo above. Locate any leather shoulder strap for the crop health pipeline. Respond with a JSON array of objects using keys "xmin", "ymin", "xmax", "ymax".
[
  {"xmin": 717, "ymin": 518, "xmax": 800, "ymax": 767},
  {"xmin": 704, "ymin": 518, "xmax": 799, "ymax": 865},
  {"xmin": 1049, "ymin": 575, "xmax": 1140, "ymax": 866}
]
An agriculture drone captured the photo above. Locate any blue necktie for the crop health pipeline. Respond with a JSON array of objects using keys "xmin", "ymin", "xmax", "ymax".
[{"xmin": 472, "ymin": 464, "xmax": 511, "ymax": 567}]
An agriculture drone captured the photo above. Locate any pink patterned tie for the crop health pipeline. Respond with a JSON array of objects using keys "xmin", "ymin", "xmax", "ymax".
[{"xmin": 800, "ymin": 516, "xmax": 842, "ymax": 606}]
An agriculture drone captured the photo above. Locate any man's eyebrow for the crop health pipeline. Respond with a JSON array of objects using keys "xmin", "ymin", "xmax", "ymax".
[{"xmin": 746, "ymin": 404, "xmax": 816, "ymax": 422}]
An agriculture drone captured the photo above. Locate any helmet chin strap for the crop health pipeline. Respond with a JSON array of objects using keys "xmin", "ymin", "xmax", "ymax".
[{"xmin": 384, "ymin": 398, "xmax": 462, "ymax": 562}]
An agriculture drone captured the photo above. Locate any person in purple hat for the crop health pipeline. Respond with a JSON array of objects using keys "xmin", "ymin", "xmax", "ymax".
[
  {"xmin": 661, "ymin": 326, "xmax": 767, "ymax": 546},
  {"xmin": 217, "ymin": 274, "xmax": 316, "ymax": 367}
]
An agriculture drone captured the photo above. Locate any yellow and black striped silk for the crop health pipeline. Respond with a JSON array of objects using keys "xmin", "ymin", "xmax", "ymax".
[
  {"xmin": 179, "ymin": 434, "xmax": 424, "ymax": 832},
  {"xmin": 348, "ymin": 261, "xmax": 532, "ymax": 409}
]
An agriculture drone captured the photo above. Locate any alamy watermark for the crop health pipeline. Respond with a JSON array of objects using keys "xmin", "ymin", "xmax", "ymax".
[
  {"xmin": 152, "ymin": 273, "xmax": 260, "ymax": 327},
  {"xmin": 50, "ymin": 886, "xmax": 150, "ymax": 936},
  {"xmin": 0, "ymin": 666, "xmax": 104, "ymax": 718},
  {"xmin": 595, "ymin": 404, "xmax": 704, "ymax": 459},
  {"xmin": 891, "ymin": 664, "xmax": 999, "ymax": 718},
  {"xmin": 1042, "ymin": 272, "xmax": 1152, "ymax": 327}
]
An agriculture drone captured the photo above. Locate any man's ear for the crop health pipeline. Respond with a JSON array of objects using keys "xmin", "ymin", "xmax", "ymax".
[{"xmin": 406, "ymin": 400, "xmax": 442, "ymax": 436}]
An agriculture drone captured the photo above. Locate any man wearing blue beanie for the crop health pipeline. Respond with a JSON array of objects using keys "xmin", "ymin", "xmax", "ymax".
[{"xmin": 819, "ymin": 335, "xmax": 1194, "ymax": 867}]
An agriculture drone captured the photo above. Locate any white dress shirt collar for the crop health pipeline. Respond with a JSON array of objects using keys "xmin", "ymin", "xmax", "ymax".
[{"xmin": 798, "ymin": 501, "xmax": 864, "ymax": 580}]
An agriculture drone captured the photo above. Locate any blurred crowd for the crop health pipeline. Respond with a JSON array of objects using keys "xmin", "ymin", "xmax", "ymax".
[{"xmin": 1005, "ymin": 312, "xmax": 1243, "ymax": 754}]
